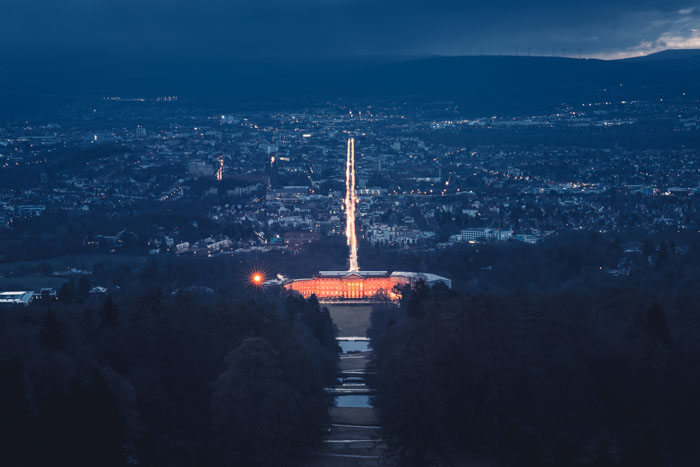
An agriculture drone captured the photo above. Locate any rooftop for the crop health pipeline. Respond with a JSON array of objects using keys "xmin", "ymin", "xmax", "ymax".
[{"xmin": 317, "ymin": 270, "xmax": 389, "ymax": 277}]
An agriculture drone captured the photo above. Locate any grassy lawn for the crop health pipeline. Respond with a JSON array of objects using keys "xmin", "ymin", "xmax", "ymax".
[
  {"xmin": 329, "ymin": 407, "xmax": 379, "ymax": 426},
  {"xmin": 325, "ymin": 304, "xmax": 374, "ymax": 337}
]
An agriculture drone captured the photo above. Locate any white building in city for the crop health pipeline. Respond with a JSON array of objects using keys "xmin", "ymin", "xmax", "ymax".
[{"xmin": 449, "ymin": 228, "xmax": 513, "ymax": 243}]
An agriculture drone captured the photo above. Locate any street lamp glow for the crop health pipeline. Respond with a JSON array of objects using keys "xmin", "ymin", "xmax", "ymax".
[{"xmin": 251, "ymin": 273, "xmax": 264, "ymax": 285}]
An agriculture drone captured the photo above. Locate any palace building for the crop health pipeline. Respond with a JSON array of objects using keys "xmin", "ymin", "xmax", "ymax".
[{"xmin": 283, "ymin": 270, "xmax": 451, "ymax": 302}]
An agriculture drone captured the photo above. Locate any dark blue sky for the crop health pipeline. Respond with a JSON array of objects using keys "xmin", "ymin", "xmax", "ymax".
[{"xmin": 2, "ymin": 1, "xmax": 699, "ymax": 61}]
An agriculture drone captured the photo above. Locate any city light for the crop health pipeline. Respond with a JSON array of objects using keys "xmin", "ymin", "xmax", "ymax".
[{"xmin": 216, "ymin": 156, "xmax": 224, "ymax": 181}]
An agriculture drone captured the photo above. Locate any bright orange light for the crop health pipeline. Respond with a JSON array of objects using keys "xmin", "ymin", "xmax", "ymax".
[{"xmin": 251, "ymin": 273, "xmax": 264, "ymax": 285}]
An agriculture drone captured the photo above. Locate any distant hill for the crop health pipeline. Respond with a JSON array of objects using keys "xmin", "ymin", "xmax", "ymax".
[
  {"xmin": 2, "ymin": 49, "xmax": 700, "ymax": 118},
  {"xmin": 338, "ymin": 54, "xmax": 699, "ymax": 114},
  {"xmin": 621, "ymin": 48, "xmax": 700, "ymax": 70},
  {"xmin": 623, "ymin": 48, "xmax": 700, "ymax": 62}
]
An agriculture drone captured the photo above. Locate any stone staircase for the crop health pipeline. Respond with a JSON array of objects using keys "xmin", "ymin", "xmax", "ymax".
[{"xmin": 306, "ymin": 340, "xmax": 386, "ymax": 466}]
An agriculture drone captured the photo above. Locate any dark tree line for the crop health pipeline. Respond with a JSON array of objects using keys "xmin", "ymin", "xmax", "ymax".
[
  {"xmin": 368, "ymin": 279, "xmax": 700, "ymax": 466},
  {"xmin": 359, "ymin": 230, "xmax": 700, "ymax": 295},
  {"xmin": 0, "ymin": 287, "xmax": 339, "ymax": 466}
]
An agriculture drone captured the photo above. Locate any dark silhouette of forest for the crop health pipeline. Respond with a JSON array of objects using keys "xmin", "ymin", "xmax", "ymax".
[
  {"xmin": 1, "ymin": 230, "xmax": 698, "ymax": 466},
  {"xmin": 368, "ymin": 275, "xmax": 700, "ymax": 466},
  {"xmin": 0, "ymin": 288, "xmax": 339, "ymax": 466}
]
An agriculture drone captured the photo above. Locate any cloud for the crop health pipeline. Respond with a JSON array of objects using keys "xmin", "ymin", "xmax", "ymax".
[
  {"xmin": 0, "ymin": 0, "xmax": 699, "ymax": 60},
  {"xmin": 591, "ymin": 7, "xmax": 700, "ymax": 58}
]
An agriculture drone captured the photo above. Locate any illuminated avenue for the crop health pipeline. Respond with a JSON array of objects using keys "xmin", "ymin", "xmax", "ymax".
[{"xmin": 283, "ymin": 138, "xmax": 450, "ymax": 301}]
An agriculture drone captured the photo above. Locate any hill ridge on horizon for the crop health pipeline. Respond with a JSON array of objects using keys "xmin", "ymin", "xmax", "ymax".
[{"xmin": 2, "ymin": 47, "xmax": 700, "ymax": 119}]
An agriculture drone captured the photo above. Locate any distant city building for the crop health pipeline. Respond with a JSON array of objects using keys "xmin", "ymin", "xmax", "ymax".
[
  {"xmin": 315, "ymin": 221, "xmax": 341, "ymax": 236},
  {"xmin": 16, "ymin": 205, "xmax": 46, "ymax": 217},
  {"xmin": 220, "ymin": 114, "xmax": 240, "ymax": 124},
  {"xmin": 89, "ymin": 286, "xmax": 108, "ymax": 296},
  {"xmin": 265, "ymin": 186, "xmax": 310, "ymax": 201},
  {"xmin": 357, "ymin": 188, "xmax": 388, "ymax": 197},
  {"xmin": 514, "ymin": 234, "xmax": 539, "ymax": 244},
  {"xmin": 284, "ymin": 231, "xmax": 321, "ymax": 250},
  {"xmin": 38, "ymin": 288, "xmax": 57, "ymax": 301},
  {"xmin": 188, "ymin": 160, "xmax": 214, "ymax": 177},
  {"xmin": 207, "ymin": 238, "xmax": 232, "ymax": 253},
  {"xmin": 0, "ymin": 291, "xmax": 34, "ymax": 306},
  {"xmin": 366, "ymin": 224, "xmax": 437, "ymax": 246},
  {"xmin": 449, "ymin": 228, "xmax": 513, "ymax": 243}
]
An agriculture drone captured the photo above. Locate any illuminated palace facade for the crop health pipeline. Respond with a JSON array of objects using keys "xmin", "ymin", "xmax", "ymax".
[
  {"xmin": 284, "ymin": 270, "xmax": 451, "ymax": 301},
  {"xmin": 282, "ymin": 138, "xmax": 451, "ymax": 302}
]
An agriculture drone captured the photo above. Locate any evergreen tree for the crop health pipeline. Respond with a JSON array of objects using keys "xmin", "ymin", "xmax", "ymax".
[
  {"xmin": 37, "ymin": 309, "xmax": 66, "ymax": 351},
  {"xmin": 99, "ymin": 298, "xmax": 119, "ymax": 329},
  {"xmin": 57, "ymin": 280, "xmax": 75, "ymax": 303},
  {"xmin": 35, "ymin": 374, "xmax": 125, "ymax": 467},
  {"xmin": 645, "ymin": 301, "xmax": 671, "ymax": 349},
  {"xmin": 0, "ymin": 358, "xmax": 32, "ymax": 466},
  {"xmin": 77, "ymin": 275, "xmax": 91, "ymax": 298}
]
